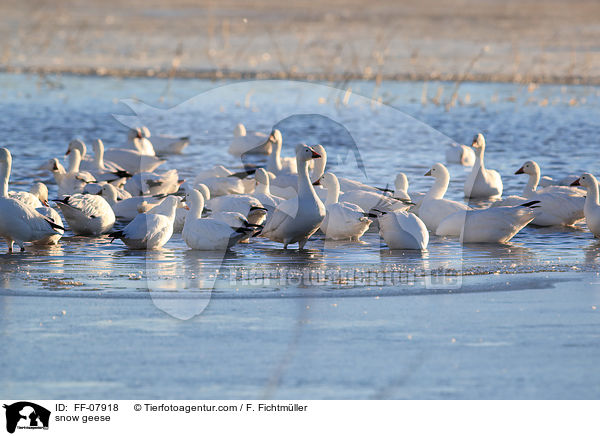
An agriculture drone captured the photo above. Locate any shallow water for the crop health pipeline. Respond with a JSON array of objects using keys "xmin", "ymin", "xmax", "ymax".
[
  {"xmin": 2, "ymin": 74, "xmax": 600, "ymax": 399},
  {"xmin": 1, "ymin": 73, "xmax": 599, "ymax": 297}
]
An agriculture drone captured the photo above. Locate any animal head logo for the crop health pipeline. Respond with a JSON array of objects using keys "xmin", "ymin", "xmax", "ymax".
[{"xmin": 3, "ymin": 402, "xmax": 50, "ymax": 434}]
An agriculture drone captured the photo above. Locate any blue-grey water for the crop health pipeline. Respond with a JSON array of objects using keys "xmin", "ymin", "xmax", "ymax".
[{"xmin": 1, "ymin": 73, "xmax": 599, "ymax": 399}]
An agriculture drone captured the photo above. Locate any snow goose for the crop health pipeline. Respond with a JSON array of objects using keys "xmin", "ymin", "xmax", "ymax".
[
  {"xmin": 0, "ymin": 148, "xmax": 64, "ymax": 252},
  {"xmin": 436, "ymin": 201, "xmax": 540, "ymax": 244},
  {"xmin": 571, "ymin": 174, "xmax": 600, "ymax": 237},
  {"xmin": 50, "ymin": 149, "xmax": 95, "ymax": 196},
  {"xmin": 377, "ymin": 210, "xmax": 429, "ymax": 250},
  {"xmin": 252, "ymin": 168, "xmax": 285, "ymax": 212},
  {"xmin": 464, "ymin": 133, "xmax": 503, "ymax": 199},
  {"xmin": 109, "ymin": 196, "xmax": 181, "ymax": 250},
  {"xmin": 205, "ymin": 194, "xmax": 267, "ymax": 226},
  {"xmin": 228, "ymin": 123, "xmax": 272, "ymax": 156},
  {"xmin": 270, "ymin": 144, "xmax": 327, "ymax": 204},
  {"xmin": 260, "ymin": 145, "xmax": 326, "ymax": 248},
  {"xmin": 126, "ymin": 127, "xmax": 156, "ymax": 156},
  {"xmin": 67, "ymin": 139, "xmax": 131, "ymax": 183},
  {"xmin": 100, "ymin": 184, "xmax": 161, "ymax": 222},
  {"xmin": 183, "ymin": 189, "xmax": 256, "ymax": 250},
  {"xmin": 446, "ymin": 143, "xmax": 476, "ymax": 166},
  {"xmin": 266, "ymin": 129, "xmax": 297, "ymax": 175},
  {"xmin": 124, "ymin": 169, "xmax": 180, "ymax": 197},
  {"xmin": 103, "ymin": 143, "xmax": 166, "ymax": 174},
  {"xmin": 319, "ymin": 172, "xmax": 372, "ymax": 240},
  {"xmin": 54, "ymin": 193, "xmax": 115, "ymax": 236},
  {"xmin": 194, "ymin": 166, "xmax": 256, "ymax": 197},
  {"xmin": 140, "ymin": 126, "xmax": 189, "ymax": 155},
  {"xmin": 419, "ymin": 163, "xmax": 470, "ymax": 232},
  {"xmin": 512, "ymin": 160, "xmax": 584, "ymax": 226}
]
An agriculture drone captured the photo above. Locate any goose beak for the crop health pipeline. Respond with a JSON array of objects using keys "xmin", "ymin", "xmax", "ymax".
[
  {"xmin": 570, "ymin": 178, "xmax": 581, "ymax": 186},
  {"xmin": 184, "ymin": 205, "xmax": 190, "ymax": 210},
  {"xmin": 310, "ymin": 148, "xmax": 321, "ymax": 159},
  {"xmin": 42, "ymin": 200, "xmax": 50, "ymax": 207},
  {"xmin": 424, "ymin": 170, "xmax": 432, "ymax": 177},
  {"xmin": 312, "ymin": 179, "xmax": 321, "ymax": 186},
  {"xmin": 515, "ymin": 167, "xmax": 525, "ymax": 175},
  {"xmin": 65, "ymin": 149, "xmax": 70, "ymax": 155},
  {"xmin": 268, "ymin": 134, "xmax": 276, "ymax": 142}
]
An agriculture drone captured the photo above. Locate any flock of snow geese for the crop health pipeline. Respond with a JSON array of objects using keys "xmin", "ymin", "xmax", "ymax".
[{"xmin": 0, "ymin": 125, "xmax": 599, "ymax": 254}]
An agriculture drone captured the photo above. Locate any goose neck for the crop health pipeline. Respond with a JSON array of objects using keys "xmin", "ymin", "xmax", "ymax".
[
  {"xmin": 0, "ymin": 159, "xmax": 9, "ymax": 198},
  {"xmin": 523, "ymin": 172, "xmax": 539, "ymax": 196},
  {"xmin": 426, "ymin": 174, "xmax": 448, "ymax": 200}
]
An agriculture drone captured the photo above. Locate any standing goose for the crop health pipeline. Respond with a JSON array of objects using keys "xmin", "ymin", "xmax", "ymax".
[
  {"xmin": 572, "ymin": 174, "xmax": 600, "ymax": 237},
  {"xmin": 418, "ymin": 163, "xmax": 470, "ymax": 232},
  {"xmin": 183, "ymin": 189, "xmax": 256, "ymax": 250},
  {"xmin": 319, "ymin": 172, "xmax": 372, "ymax": 241},
  {"xmin": 260, "ymin": 144, "xmax": 326, "ymax": 249},
  {"xmin": 54, "ymin": 193, "xmax": 115, "ymax": 236},
  {"xmin": 464, "ymin": 133, "xmax": 503, "ymax": 199},
  {"xmin": 509, "ymin": 160, "xmax": 584, "ymax": 226},
  {"xmin": 436, "ymin": 201, "xmax": 540, "ymax": 244},
  {"xmin": 109, "ymin": 196, "xmax": 181, "ymax": 250},
  {"xmin": 0, "ymin": 148, "xmax": 64, "ymax": 252}
]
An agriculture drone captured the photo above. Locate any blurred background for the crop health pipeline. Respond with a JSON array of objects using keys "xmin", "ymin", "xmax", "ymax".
[{"xmin": 2, "ymin": 0, "xmax": 599, "ymax": 84}]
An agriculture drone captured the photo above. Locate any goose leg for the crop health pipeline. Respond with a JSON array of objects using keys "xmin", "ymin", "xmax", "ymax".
[
  {"xmin": 5, "ymin": 238, "xmax": 13, "ymax": 253},
  {"xmin": 298, "ymin": 238, "xmax": 308, "ymax": 250}
]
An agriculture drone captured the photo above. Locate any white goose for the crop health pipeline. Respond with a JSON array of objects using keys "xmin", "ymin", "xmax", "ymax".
[
  {"xmin": 0, "ymin": 148, "xmax": 64, "ymax": 252},
  {"xmin": 109, "ymin": 196, "xmax": 181, "ymax": 250},
  {"xmin": 378, "ymin": 210, "xmax": 429, "ymax": 250},
  {"xmin": 48, "ymin": 149, "xmax": 95, "ymax": 196},
  {"xmin": 67, "ymin": 139, "xmax": 130, "ymax": 183},
  {"xmin": 269, "ymin": 144, "xmax": 326, "ymax": 192},
  {"xmin": 260, "ymin": 144, "xmax": 326, "ymax": 249},
  {"xmin": 464, "ymin": 133, "xmax": 503, "ymax": 199},
  {"xmin": 183, "ymin": 189, "xmax": 256, "ymax": 250},
  {"xmin": 446, "ymin": 143, "xmax": 476, "ymax": 166},
  {"xmin": 509, "ymin": 160, "xmax": 584, "ymax": 226},
  {"xmin": 418, "ymin": 163, "xmax": 470, "ymax": 232},
  {"xmin": 572, "ymin": 174, "xmax": 600, "ymax": 237},
  {"xmin": 100, "ymin": 184, "xmax": 162, "ymax": 222},
  {"xmin": 125, "ymin": 127, "xmax": 156, "ymax": 156},
  {"xmin": 228, "ymin": 123, "xmax": 272, "ymax": 156},
  {"xmin": 266, "ymin": 129, "xmax": 297, "ymax": 175},
  {"xmin": 139, "ymin": 126, "xmax": 189, "ymax": 155},
  {"xmin": 103, "ymin": 143, "xmax": 166, "ymax": 174},
  {"xmin": 194, "ymin": 166, "xmax": 255, "ymax": 197},
  {"xmin": 172, "ymin": 183, "xmax": 211, "ymax": 233},
  {"xmin": 436, "ymin": 201, "xmax": 540, "ymax": 244},
  {"xmin": 319, "ymin": 172, "xmax": 372, "ymax": 241},
  {"xmin": 54, "ymin": 193, "xmax": 115, "ymax": 236},
  {"xmin": 252, "ymin": 168, "xmax": 285, "ymax": 211},
  {"xmin": 11, "ymin": 182, "xmax": 63, "ymax": 245},
  {"xmin": 124, "ymin": 169, "xmax": 180, "ymax": 197}
]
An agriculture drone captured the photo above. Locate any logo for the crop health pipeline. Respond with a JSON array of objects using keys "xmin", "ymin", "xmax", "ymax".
[{"xmin": 3, "ymin": 402, "xmax": 50, "ymax": 434}]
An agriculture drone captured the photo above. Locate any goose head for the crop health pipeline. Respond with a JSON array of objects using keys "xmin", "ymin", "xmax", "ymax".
[
  {"xmin": 40, "ymin": 158, "xmax": 63, "ymax": 173},
  {"xmin": 571, "ymin": 173, "xmax": 597, "ymax": 188},
  {"xmin": 30, "ymin": 182, "xmax": 49, "ymax": 206},
  {"xmin": 127, "ymin": 128, "xmax": 143, "ymax": 141},
  {"xmin": 424, "ymin": 163, "xmax": 449, "ymax": 179},
  {"xmin": 66, "ymin": 139, "xmax": 86, "ymax": 157},
  {"xmin": 268, "ymin": 129, "xmax": 283, "ymax": 146},
  {"xmin": 92, "ymin": 138, "xmax": 104, "ymax": 154},
  {"xmin": 100, "ymin": 184, "xmax": 119, "ymax": 204},
  {"xmin": 395, "ymin": 173, "xmax": 409, "ymax": 192},
  {"xmin": 295, "ymin": 144, "xmax": 321, "ymax": 163},
  {"xmin": 141, "ymin": 126, "xmax": 151, "ymax": 138},
  {"xmin": 321, "ymin": 172, "xmax": 340, "ymax": 192},
  {"xmin": 471, "ymin": 133, "xmax": 486, "ymax": 154},
  {"xmin": 515, "ymin": 160, "xmax": 540, "ymax": 176},
  {"xmin": 193, "ymin": 182, "xmax": 211, "ymax": 201},
  {"xmin": 234, "ymin": 123, "xmax": 246, "ymax": 137}
]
